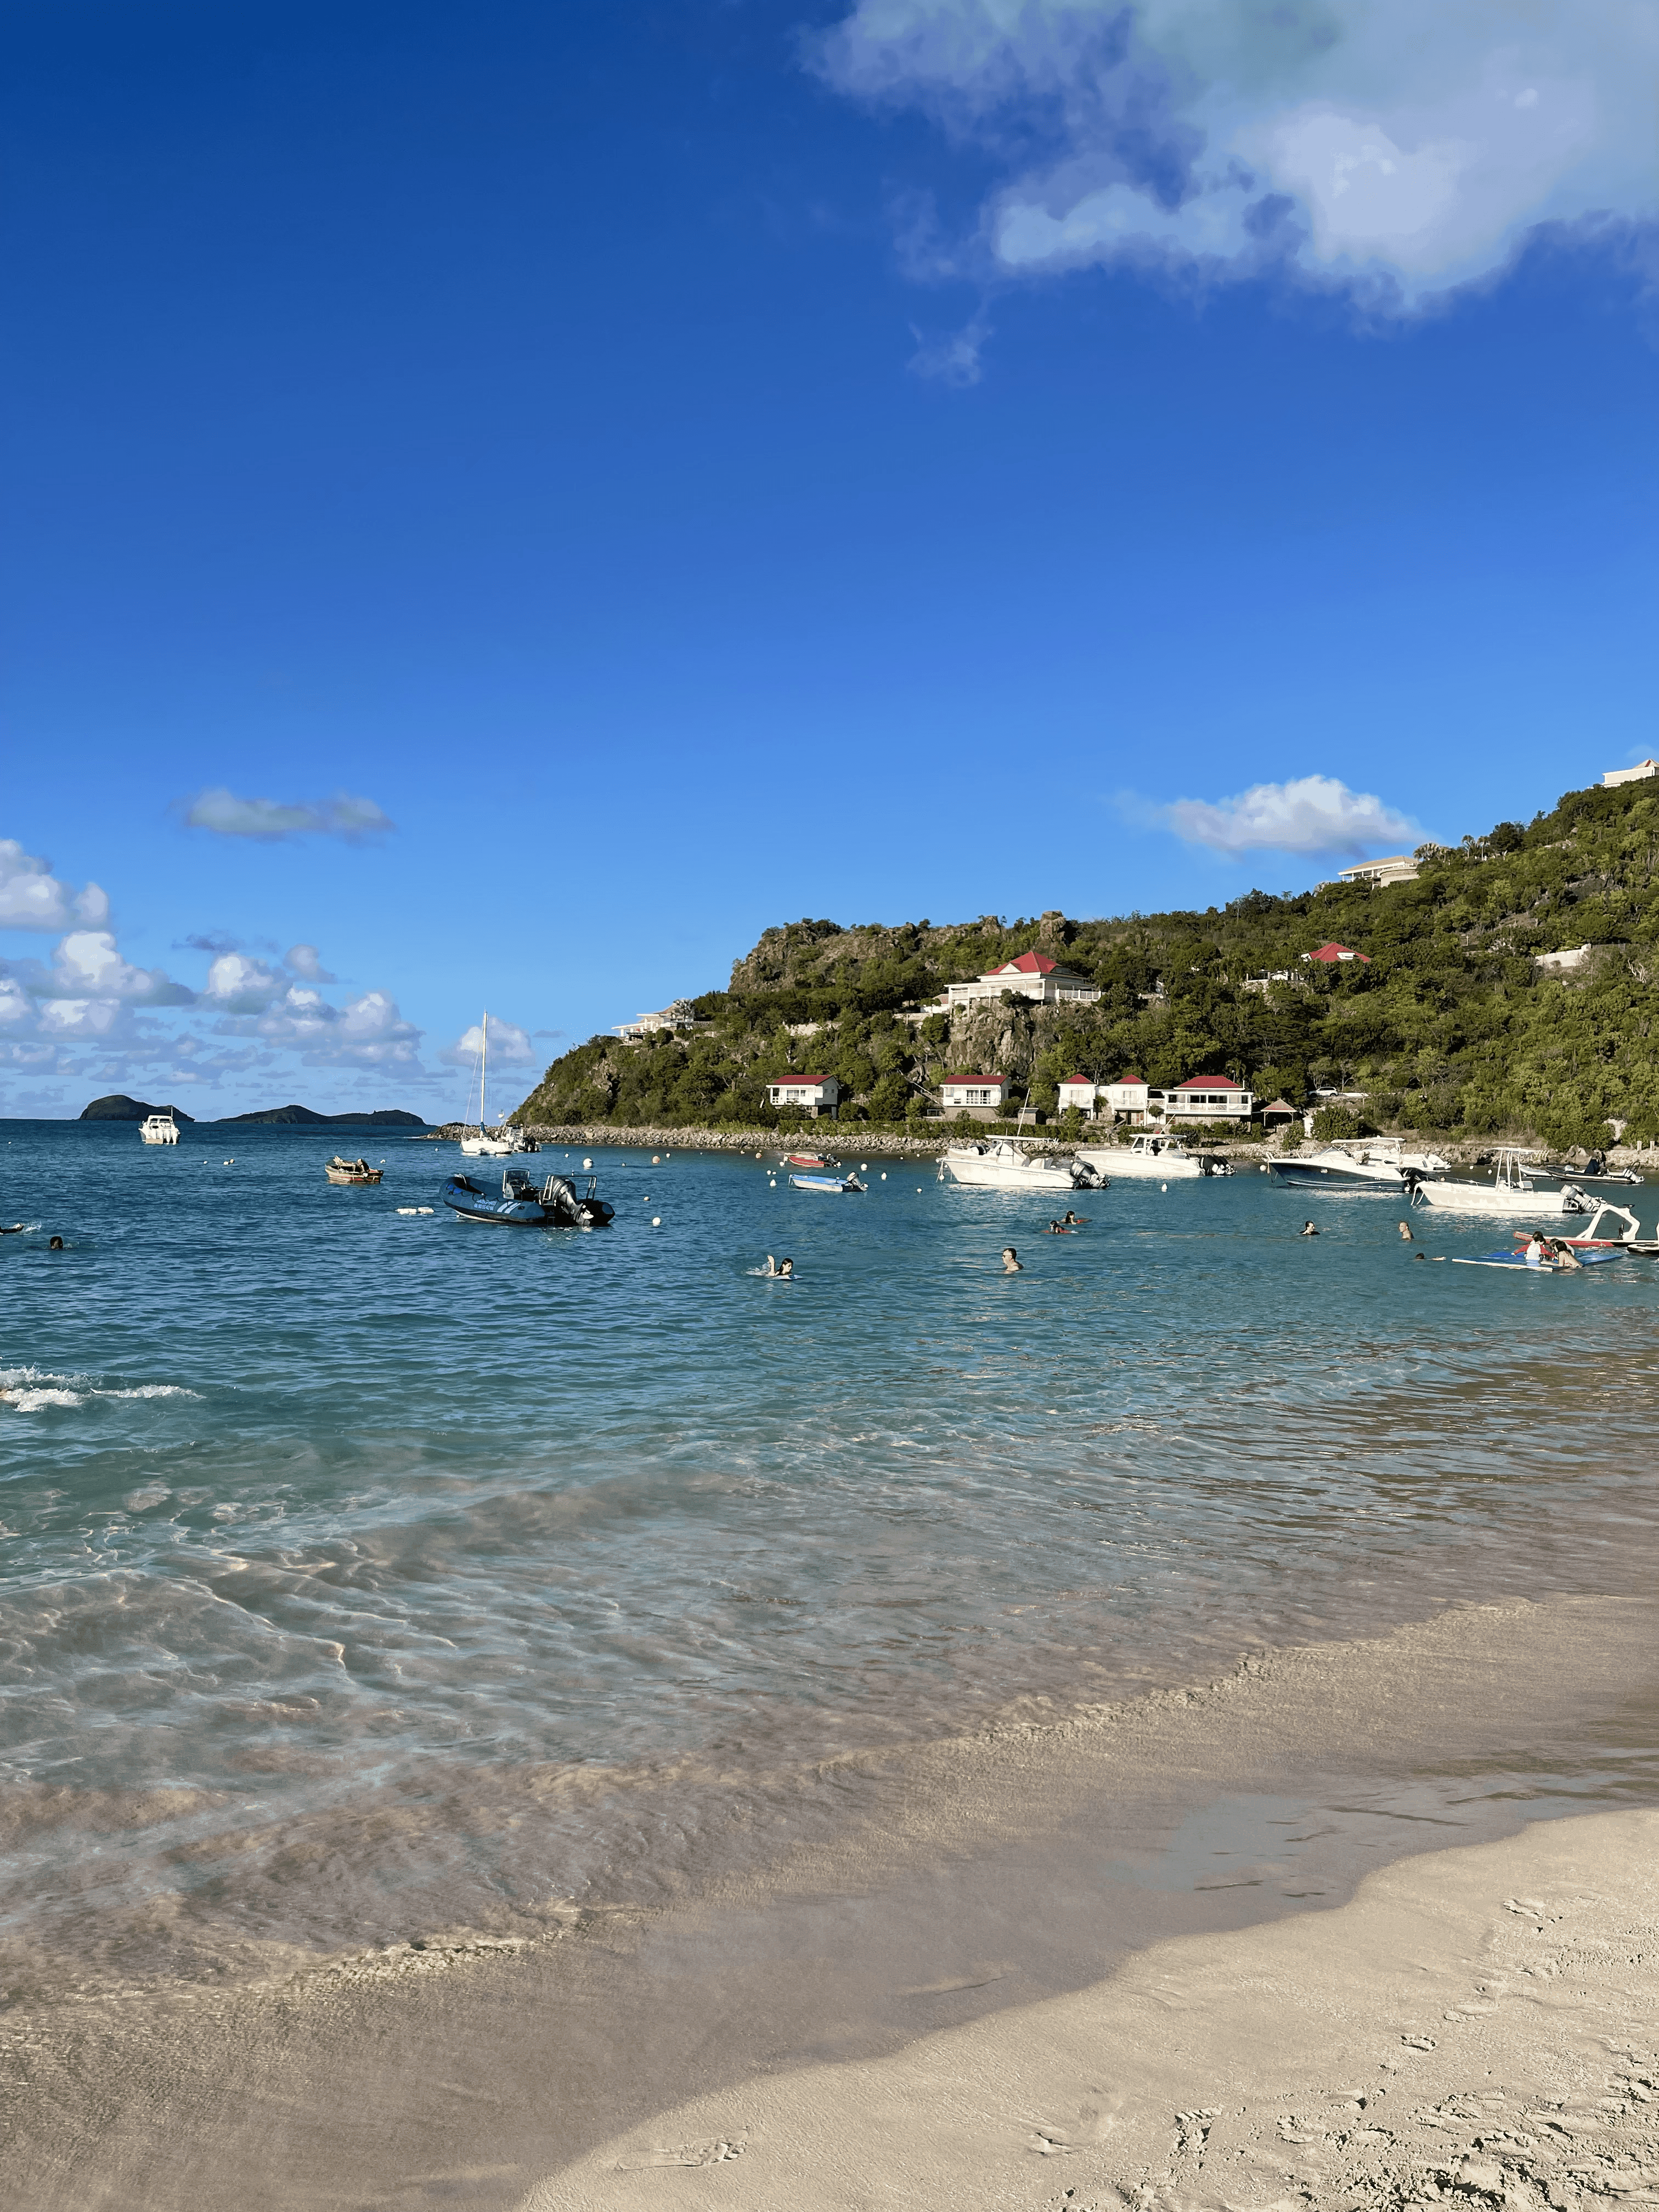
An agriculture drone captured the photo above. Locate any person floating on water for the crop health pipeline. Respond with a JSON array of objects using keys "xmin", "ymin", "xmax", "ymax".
[
  {"xmin": 1397, "ymin": 1221, "xmax": 1414, "ymax": 1242},
  {"xmin": 1062, "ymin": 1210, "xmax": 1083, "ymax": 1227},
  {"xmin": 1300, "ymin": 1220, "xmax": 1319, "ymax": 1237},
  {"xmin": 1547, "ymin": 1237, "xmax": 1583, "ymax": 1271},
  {"xmin": 1046, "ymin": 1219, "xmax": 1067, "ymax": 1235},
  {"xmin": 760, "ymin": 1254, "xmax": 794, "ymax": 1278},
  {"xmin": 48, "ymin": 1237, "xmax": 64, "ymax": 1250},
  {"xmin": 1001, "ymin": 1246, "xmax": 1023, "ymax": 1273},
  {"xmin": 1524, "ymin": 1230, "xmax": 1548, "ymax": 1269}
]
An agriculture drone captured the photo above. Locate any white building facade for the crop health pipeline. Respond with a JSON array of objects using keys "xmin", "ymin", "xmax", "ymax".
[
  {"xmin": 940, "ymin": 1075, "xmax": 1013, "ymax": 1118},
  {"xmin": 943, "ymin": 951, "xmax": 1102, "ymax": 1009},
  {"xmin": 766, "ymin": 1076, "xmax": 843, "ymax": 1119}
]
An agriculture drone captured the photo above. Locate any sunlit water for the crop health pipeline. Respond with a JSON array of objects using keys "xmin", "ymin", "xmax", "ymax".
[{"xmin": 3, "ymin": 1121, "xmax": 1658, "ymax": 1984}]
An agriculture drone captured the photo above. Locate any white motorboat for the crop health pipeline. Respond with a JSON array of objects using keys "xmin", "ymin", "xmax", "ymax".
[
  {"xmin": 458, "ymin": 1010, "xmax": 538, "ymax": 1158},
  {"xmin": 1407, "ymin": 1149, "xmax": 1593, "ymax": 1218},
  {"xmin": 138, "ymin": 1113, "xmax": 180, "ymax": 1146},
  {"xmin": 1267, "ymin": 1137, "xmax": 1452, "ymax": 1190},
  {"xmin": 1075, "ymin": 1133, "xmax": 1224, "ymax": 1180},
  {"xmin": 941, "ymin": 1139, "xmax": 1099, "ymax": 1192}
]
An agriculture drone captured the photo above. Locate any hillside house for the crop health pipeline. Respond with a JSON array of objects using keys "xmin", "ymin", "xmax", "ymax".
[
  {"xmin": 765, "ymin": 1075, "xmax": 843, "ymax": 1120},
  {"xmin": 1164, "ymin": 1076, "xmax": 1255, "ymax": 1123},
  {"xmin": 613, "ymin": 1001, "xmax": 698, "ymax": 1040},
  {"xmin": 943, "ymin": 951, "xmax": 1102, "ymax": 1009},
  {"xmin": 1101, "ymin": 1075, "xmax": 1152, "ymax": 1122},
  {"xmin": 1604, "ymin": 760, "xmax": 1658, "ymax": 789},
  {"xmin": 1302, "ymin": 943, "xmax": 1372, "ymax": 966},
  {"xmin": 1056, "ymin": 1077, "xmax": 1099, "ymax": 1114},
  {"xmin": 1336, "ymin": 854, "xmax": 1419, "ymax": 887},
  {"xmin": 940, "ymin": 1074, "xmax": 1013, "ymax": 1120}
]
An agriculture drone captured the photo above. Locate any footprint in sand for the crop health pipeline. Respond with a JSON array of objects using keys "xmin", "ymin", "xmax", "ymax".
[{"xmin": 614, "ymin": 2139, "xmax": 746, "ymax": 2171}]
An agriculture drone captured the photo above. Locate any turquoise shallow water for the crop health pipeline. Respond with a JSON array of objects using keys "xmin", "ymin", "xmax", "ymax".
[{"xmin": 3, "ymin": 1121, "xmax": 1658, "ymax": 1980}]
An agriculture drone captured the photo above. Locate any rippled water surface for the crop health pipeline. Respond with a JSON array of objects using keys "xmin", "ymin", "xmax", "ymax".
[{"xmin": 3, "ymin": 1121, "xmax": 1658, "ymax": 1977}]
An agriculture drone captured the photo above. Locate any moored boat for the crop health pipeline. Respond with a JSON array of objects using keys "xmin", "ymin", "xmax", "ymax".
[
  {"xmin": 442, "ymin": 1167, "xmax": 614, "ymax": 1228},
  {"xmin": 1075, "ymin": 1133, "xmax": 1226, "ymax": 1180},
  {"xmin": 781, "ymin": 1152, "xmax": 839, "ymax": 1169},
  {"xmin": 789, "ymin": 1172, "xmax": 864, "ymax": 1193},
  {"xmin": 138, "ymin": 1113, "xmax": 180, "ymax": 1146},
  {"xmin": 1407, "ymin": 1149, "xmax": 1593, "ymax": 1218},
  {"xmin": 941, "ymin": 1139, "xmax": 1101, "ymax": 1192},
  {"xmin": 1266, "ymin": 1137, "xmax": 1451, "ymax": 1190},
  {"xmin": 324, "ymin": 1155, "xmax": 383, "ymax": 1186}
]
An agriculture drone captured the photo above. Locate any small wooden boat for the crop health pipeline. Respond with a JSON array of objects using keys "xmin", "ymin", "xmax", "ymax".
[
  {"xmin": 789, "ymin": 1172, "xmax": 865, "ymax": 1194},
  {"xmin": 325, "ymin": 1156, "xmax": 383, "ymax": 1186},
  {"xmin": 442, "ymin": 1167, "xmax": 615, "ymax": 1228},
  {"xmin": 781, "ymin": 1153, "xmax": 838, "ymax": 1169}
]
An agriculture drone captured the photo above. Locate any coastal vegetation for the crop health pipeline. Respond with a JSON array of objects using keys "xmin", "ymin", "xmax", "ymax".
[{"xmin": 513, "ymin": 778, "xmax": 1659, "ymax": 1149}]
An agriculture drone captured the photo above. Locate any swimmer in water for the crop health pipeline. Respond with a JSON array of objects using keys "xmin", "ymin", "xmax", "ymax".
[
  {"xmin": 778, "ymin": 1256, "xmax": 794, "ymax": 1278},
  {"xmin": 1062, "ymin": 1210, "xmax": 1083, "ymax": 1227},
  {"xmin": 48, "ymin": 1236, "xmax": 64, "ymax": 1250},
  {"xmin": 1046, "ymin": 1218, "xmax": 1065, "ymax": 1235},
  {"xmin": 1397, "ymin": 1220, "xmax": 1414, "ymax": 1241},
  {"xmin": 1001, "ymin": 1246, "xmax": 1023, "ymax": 1273},
  {"xmin": 1300, "ymin": 1220, "xmax": 1320, "ymax": 1237}
]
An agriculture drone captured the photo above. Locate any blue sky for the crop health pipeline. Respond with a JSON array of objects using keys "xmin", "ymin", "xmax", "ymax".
[{"xmin": 3, "ymin": 0, "xmax": 1655, "ymax": 1116}]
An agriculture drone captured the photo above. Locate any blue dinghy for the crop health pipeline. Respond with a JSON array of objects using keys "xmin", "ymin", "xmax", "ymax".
[
  {"xmin": 789, "ymin": 1172, "xmax": 865, "ymax": 1194},
  {"xmin": 442, "ymin": 1167, "xmax": 616, "ymax": 1228}
]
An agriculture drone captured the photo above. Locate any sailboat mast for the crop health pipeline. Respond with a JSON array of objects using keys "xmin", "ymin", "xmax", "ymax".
[{"xmin": 480, "ymin": 1011, "xmax": 488, "ymax": 1130}]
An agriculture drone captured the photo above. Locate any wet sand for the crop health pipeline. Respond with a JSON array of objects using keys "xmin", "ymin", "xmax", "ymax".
[{"xmin": 5, "ymin": 1594, "xmax": 1658, "ymax": 2210}]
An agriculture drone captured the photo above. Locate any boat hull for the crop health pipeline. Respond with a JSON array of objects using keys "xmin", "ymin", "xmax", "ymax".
[
  {"xmin": 1412, "ymin": 1180, "xmax": 1587, "ymax": 1217},
  {"xmin": 789, "ymin": 1174, "xmax": 861, "ymax": 1193},
  {"xmin": 943, "ymin": 1154, "xmax": 1092, "ymax": 1192},
  {"xmin": 1075, "ymin": 1146, "xmax": 1207, "ymax": 1180},
  {"xmin": 1266, "ymin": 1160, "xmax": 1404, "ymax": 1188},
  {"xmin": 441, "ymin": 1172, "xmax": 615, "ymax": 1228}
]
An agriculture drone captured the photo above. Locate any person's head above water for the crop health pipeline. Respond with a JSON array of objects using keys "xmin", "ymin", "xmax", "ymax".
[
  {"xmin": 1001, "ymin": 1246, "xmax": 1023, "ymax": 1272},
  {"xmin": 778, "ymin": 1257, "xmax": 794, "ymax": 1277},
  {"xmin": 48, "ymin": 1236, "xmax": 64, "ymax": 1250}
]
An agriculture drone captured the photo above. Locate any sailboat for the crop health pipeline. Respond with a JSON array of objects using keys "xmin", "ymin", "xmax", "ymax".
[{"xmin": 458, "ymin": 1012, "xmax": 534, "ymax": 1158}]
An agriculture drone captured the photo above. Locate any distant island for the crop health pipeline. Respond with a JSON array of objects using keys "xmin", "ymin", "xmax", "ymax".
[
  {"xmin": 80, "ymin": 1094, "xmax": 198, "ymax": 1123},
  {"xmin": 78, "ymin": 1096, "xmax": 425, "ymax": 1127},
  {"xmin": 215, "ymin": 1105, "xmax": 428, "ymax": 1126}
]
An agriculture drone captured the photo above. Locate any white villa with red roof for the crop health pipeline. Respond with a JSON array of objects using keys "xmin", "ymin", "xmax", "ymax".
[
  {"xmin": 940, "ymin": 1074, "xmax": 1013, "ymax": 1118},
  {"xmin": 765, "ymin": 1075, "xmax": 843, "ymax": 1120},
  {"xmin": 1055, "ymin": 1072, "xmax": 1253, "ymax": 1124},
  {"xmin": 1301, "ymin": 941, "xmax": 1371, "ymax": 965},
  {"xmin": 943, "ymin": 951, "xmax": 1101, "ymax": 1009}
]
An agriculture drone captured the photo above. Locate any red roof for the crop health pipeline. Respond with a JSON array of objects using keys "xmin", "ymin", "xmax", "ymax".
[
  {"xmin": 1059, "ymin": 1075, "xmax": 1094, "ymax": 1086},
  {"xmin": 944, "ymin": 1073, "xmax": 1008, "ymax": 1085},
  {"xmin": 1110, "ymin": 1072, "xmax": 1147, "ymax": 1086},
  {"xmin": 1173, "ymin": 1075, "xmax": 1249, "ymax": 1091},
  {"xmin": 1306, "ymin": 941, "xmax": 1372, "ymax": 963},
  {"xmin": 992, "ymin": 950, "xmax": 1058, "ymax": 975},
  {"xmin": 771, "ymin": 1074, "xmax": 833, "ymax": 1085}
]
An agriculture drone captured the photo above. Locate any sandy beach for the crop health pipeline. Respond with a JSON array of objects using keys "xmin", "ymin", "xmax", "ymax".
[
  {"xmin": 7, "ymin": 1594, "xmax": 1658, "ymax": 2209},
  {"xmin": 533, "ymin": 1804, "xmax": 1659, "ymax": 2211}
]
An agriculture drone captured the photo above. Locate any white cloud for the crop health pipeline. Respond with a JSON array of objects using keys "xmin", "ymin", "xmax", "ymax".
[
  {"xmin": 201, "ymin": 951, "xmax": 288, "ymax": 1013},
  {"xmin": 909, "ymin": 308, "xmax": 995, "ymax": 384},
  {"xmin": 284, "ymin": 943, "xmax": 336, "ymax": 983},
  {"xmin": 441, "ymin": 1017, "xmax": 534, "ymax": 1069},
  {"xmin": 182, "ymin": 788, "xmax": 395, "ymax": 840},
  {"xmin": 49, "ymin": 932, "xmax": 195, "ymax": 1007},
  {"xmin": 211, "ymin": 984, "xmax": 423, "ymax": 1069},
  {"xmin": 1160, "ymin": 773, "xmax": 1418, "ymax": 856},
  {"xmin": 0, "ymin": 838, "xmax": 110, "ymax": 932},
  {"xmin": 819, "ymin": 0, "xmax": 1657, "ymax": 302}
]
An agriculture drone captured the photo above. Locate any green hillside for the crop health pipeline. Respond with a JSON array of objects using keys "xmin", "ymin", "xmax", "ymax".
[{"xmin": 514, "ymin": 777, "xmax": 1659, "ymax": 1148}]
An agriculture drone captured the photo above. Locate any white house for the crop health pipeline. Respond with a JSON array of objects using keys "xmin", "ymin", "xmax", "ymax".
[
  {"xmin": 940, "ymin": 1074, "xmax": 1013, "ymax": 1119},
  {"xmin": 1100, "ymin": 1074, "xmax": 1152, "ymax": 1122},
  {"xmin": 1604, "ymin": 760, "xmax": 1658, "ymax": 789},
  {"xmin": 1336, "ymin": 854, "xmax": 1419, "ymax": 887},
  {"xmin": 613, "ymin": 1000, "xmax": 698, "ymax": 1040},
  {"xmin": 1164, "ymin": 1075, "xmax": 1254, "ymax": 1123},
  {"xmin": 943, "ymin": 951, "xmax": 1101, "ymax": 1009},
  {"xmin": 766, "ymin": 1075, "xmax": 843, "ymax": 1120},
  {"xmin": 1056, "ymin": 1076, "xmax": 1099, "ymax": 1114}
]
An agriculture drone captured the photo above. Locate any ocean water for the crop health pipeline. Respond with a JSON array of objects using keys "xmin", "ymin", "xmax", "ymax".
[{"xmin": 3, "ymin": 1120, "xmax": 1658, "ymax": 1990}]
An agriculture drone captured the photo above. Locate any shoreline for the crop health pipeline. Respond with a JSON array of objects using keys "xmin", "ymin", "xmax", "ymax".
[{"xmin": 9, "ymin": 1594, "xmax": 1659, "ymax": 2209}]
